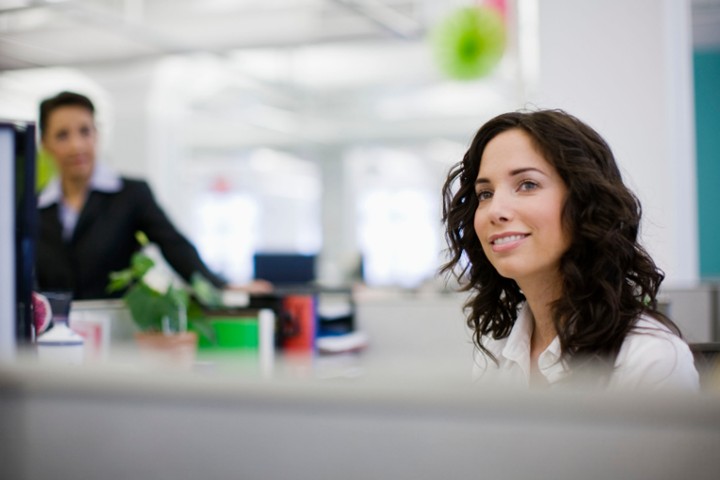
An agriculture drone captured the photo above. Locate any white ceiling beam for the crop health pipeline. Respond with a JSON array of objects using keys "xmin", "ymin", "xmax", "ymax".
[{"xmin": 329, "ymin": 0, "xmax": 424, "ymax": 39}]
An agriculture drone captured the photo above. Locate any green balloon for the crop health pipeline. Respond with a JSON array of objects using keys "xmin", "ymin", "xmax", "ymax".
[{"xmin": 431, "ymin": 6, "xmax": 506, "ymax": 80}]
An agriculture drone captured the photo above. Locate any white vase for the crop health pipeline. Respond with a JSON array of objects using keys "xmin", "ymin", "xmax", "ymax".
[{"xmin": 37, "ymin": 323, "xmax": 85, "ymax": 365}]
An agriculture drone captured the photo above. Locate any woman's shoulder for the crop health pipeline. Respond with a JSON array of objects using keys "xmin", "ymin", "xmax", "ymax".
[
  {"xmin": 113, "ymin": 178, "xmax": 154, "ymax": 200},
  {"xmin": 611, "ymin": 313, "xmax": 699, "ymax": 390},
  {"xmin": 628, "ymin": 314, "xmax": 679, "ymax": 336},
  {"xmin": 625, "ymin": 314, "xmax": 688, "ymax": 351},
  {"xmin": 471, "ymin": 336, "xmax": 510, "ymax": 385},
  {"xmin": 119, "ymin": 177, "xmax": 150, "ymax": 190}
]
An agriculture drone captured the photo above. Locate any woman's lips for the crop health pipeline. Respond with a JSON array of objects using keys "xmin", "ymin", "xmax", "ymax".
[{"xmin": 489, "ymin": 233, "xmax": 529, "ymax": 252}]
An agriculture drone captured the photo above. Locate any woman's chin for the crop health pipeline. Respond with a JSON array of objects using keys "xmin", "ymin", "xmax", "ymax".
[{"xmin": 65, "ymin": 165, "xmax": 94, "ymax": 182}]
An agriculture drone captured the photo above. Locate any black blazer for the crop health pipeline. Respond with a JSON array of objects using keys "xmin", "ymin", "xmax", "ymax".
[{"xmin": 36, "ymin": 178, "xmax": 226, "ymax": 300}]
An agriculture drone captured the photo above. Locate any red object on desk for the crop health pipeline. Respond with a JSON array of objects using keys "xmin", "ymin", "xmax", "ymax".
[{"xmin": 281, "ymin": 294, "xmax": 317, "ymax": 353}]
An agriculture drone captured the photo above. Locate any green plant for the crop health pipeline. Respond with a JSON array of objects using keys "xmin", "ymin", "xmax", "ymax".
[{"xmin": 107, "ymin": 232, "xmax": 222, "ymax": 336}]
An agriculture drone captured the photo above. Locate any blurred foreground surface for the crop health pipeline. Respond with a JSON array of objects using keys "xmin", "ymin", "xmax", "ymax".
[{"xmin": 1, "ymin": 352, "xmax": 719, "ymax": 480}]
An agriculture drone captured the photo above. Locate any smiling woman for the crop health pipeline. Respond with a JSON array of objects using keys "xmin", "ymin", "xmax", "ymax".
[
  {"xmin": 441, "ymin": 109, "xmax": 699, "ymax": 391},
  {"xmin": 473, "ymin": 129, "xmax": 570, "ymax": 293}
]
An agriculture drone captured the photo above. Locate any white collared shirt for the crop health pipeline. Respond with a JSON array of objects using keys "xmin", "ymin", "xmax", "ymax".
[
  {"xmin": 38, "ymin": 164, "xmax": 123, "ymax": 241},
  {"xmin": 472, "ymin": 304, "xmax": 699, "ymax": 391}
]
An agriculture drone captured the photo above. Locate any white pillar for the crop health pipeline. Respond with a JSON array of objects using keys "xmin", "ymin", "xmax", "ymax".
[{"xmin": 530, "ymin": 0, "xmax": 697, "ymax": 287}]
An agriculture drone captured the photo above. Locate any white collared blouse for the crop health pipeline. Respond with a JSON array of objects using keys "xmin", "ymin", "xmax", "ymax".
[
  {"xmin": 472, "ymin": 304, "xmax": 700, "ymax": 390},
  {"xmin": 38, "ymin": 163, "xmax": 123, "ymax": 241}
]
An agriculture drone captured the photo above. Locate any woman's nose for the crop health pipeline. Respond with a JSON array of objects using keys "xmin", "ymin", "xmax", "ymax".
[
  {"xmin": 68, "ymin": 132, "xmax": 85, "ymax": 151},
  {"xmin": 487, "ymin": 190, "xmax": 513, "ymax": 223}
]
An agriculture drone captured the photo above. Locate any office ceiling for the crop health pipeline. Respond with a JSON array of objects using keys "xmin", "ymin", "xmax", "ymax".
[
  {"xmin": 1, "ymin": 0, "xmax": 717, "ymax": 73},
  {"xmin": 0, "ymin": 0, "xmax": 717, "ymax": 152},
  {"xmin": 0, "ymin": 0, "xmax": 445, "ymax": 71}
]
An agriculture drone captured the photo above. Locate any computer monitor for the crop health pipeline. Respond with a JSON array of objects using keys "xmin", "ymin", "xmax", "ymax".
[
  {"xmin": 0, "ymin": 120, "xmax": 37, "ymax": 359},
  {"xmin": 253, "ymin": 252, "xmax": 316, "ymax": 287}
]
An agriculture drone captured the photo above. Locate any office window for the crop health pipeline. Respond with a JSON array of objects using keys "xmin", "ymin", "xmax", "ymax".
[
  {"xmin": 346, "ymin": 144, "xmax": 457, "ymax": 288},
  {"xmin": 194, "ymin": 185, "xmax": 259, "ymax": 284},
  {"xmin": 359, "ymin": 189, "xmax": 439, "ymax": 288},
  {"xmin": 188, "ymin": 148, "xmax": 322, "ymax": 284}
]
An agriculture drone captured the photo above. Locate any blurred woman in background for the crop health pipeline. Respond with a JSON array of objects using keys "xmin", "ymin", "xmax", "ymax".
[{"xmin": 36, "ymin": 91, "xmax": 270, "ymax": 299}]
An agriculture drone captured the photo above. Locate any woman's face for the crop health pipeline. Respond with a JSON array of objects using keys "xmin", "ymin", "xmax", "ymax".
[
  {"xmin": 41, "ymin": 105, "xmax": 97, "ymax": 184},
  {"xmin": 473, "ymin": 128, "xmax": 570, "ymax": 289}
]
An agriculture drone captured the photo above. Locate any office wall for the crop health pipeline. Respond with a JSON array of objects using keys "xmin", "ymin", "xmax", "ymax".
[{"xmin": 533, "ymin": 0, "xmax": 697, "ymax": 286}]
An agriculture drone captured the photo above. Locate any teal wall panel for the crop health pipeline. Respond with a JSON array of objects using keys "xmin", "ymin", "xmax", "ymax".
[{"xmin": 694, "ymin": 49, "xmax": 720, "ymax": 278}]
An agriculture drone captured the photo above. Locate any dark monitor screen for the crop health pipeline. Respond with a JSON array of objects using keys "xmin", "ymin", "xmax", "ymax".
[{"xmin": 253, "ymin": 253, "xmax": 316, "ymax": 286}]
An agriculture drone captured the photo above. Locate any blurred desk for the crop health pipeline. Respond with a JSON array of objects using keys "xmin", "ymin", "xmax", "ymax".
[
  {"xmin": 354, "ymin": 289, "xmax": 473, "ymax": 371},
  {"xmin": 69, "ymin": 299, "xmax": 138, "ymax": 360},
  {"xmin": 0, "ymin": 361, "xmax": 719, "ymax": 480},
  {"xmin": 5, "ymin": 289, "xmax": 720, "ymax": 479}
]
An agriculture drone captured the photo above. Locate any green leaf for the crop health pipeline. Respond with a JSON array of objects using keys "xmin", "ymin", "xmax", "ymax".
[
  {"xmin": 130, "ymin": 252, "xmax": 155, "ymax": 278},
  {"xmin": 135, "ymin": 231, "xmax": 150, "ymax": 247},
  {"xmin": 106, "ymin": 250, "xmax": 155, "ymax": 294},
  {"xmin": 189, "ymin": 317, "xmax": 217, "ymax": 345},
  {"xmin": 107, "ymin": 269, "xmax": 135, "ymax": 292},
  {"xmin": 124, "ymin": 282, "xmax": 189, "ymax": 333},
  {"xmin": 187, "ymin": 299, "xmax": 205, "ymax": 320},
  {"xmin": 191, "ymin": 272, "xmax": 223, "ymax": 308},
  {"xmin": 107, "ymin": 236, "xmax": 197, "ymax": 333},
  {"xmin": 125, "ymin": 282, "xmax": 166, "ymax": 332}
]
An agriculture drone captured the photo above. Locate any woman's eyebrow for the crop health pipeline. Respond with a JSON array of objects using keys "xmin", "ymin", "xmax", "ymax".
[
  {"xmin": 475, "ymin": 167, "xmax": 546, "ymax": 185},
  {"xmin": 510, "ymin": 167, "xmax": 546, "ymax": 177}
]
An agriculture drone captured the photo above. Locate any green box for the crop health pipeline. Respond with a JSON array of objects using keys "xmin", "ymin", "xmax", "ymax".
[{"xmin": 194, "ymin": 316, "xmax": 259, "ymax": 351}]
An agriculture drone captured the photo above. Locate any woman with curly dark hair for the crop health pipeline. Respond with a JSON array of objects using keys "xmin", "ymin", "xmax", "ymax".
[{"xmin": 441, "ymin": 109, "xmax": 698, "ymax": 389}]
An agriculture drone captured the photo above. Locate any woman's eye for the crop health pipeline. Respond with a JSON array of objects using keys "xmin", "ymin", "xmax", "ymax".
[
  {"xmin": 476, "ymin": 190, "xmax": 493, "ymax": 202},
  {"xmin": 518, "ymin": 180, "xmax": 538, "ymax": 192}
]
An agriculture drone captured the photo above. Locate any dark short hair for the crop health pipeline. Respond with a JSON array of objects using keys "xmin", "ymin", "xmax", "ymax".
[{"xmin": 39, "ymin": 91, "xmax": 95, "ymax": 137}]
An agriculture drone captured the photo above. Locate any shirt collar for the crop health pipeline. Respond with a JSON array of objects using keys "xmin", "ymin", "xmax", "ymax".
[
  {"xmin": 37, "ymin": 178, "xmax": 62, "ymax": 209},
  {"xmin": 38, "ymin": 164, "xmax": 122, "ymax": 208},
  {"xmin": 501, "ymin": 303, "xmax": 568, "ymax": 384},
  {"xmin": 501, "ymin": 304, "xmax": 533, "ymax": 364},
  {"xmin": 539, "ymin": 336, "xmax": 566, "ymax": 383}
]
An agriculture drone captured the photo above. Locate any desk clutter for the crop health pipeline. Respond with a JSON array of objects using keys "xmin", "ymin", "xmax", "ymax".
[{"xmin": 33, "ymin": 288, "xmax": 368, "ymax": 375}]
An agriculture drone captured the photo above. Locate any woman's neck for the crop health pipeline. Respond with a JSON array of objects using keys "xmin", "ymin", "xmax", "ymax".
[
  {"xmin": 61, "ymin": 175, "xmax": 90, "ymax": 212},
  {"xmin": 518, "ymin": 274, "xmax": 563, "ymax": 361}
]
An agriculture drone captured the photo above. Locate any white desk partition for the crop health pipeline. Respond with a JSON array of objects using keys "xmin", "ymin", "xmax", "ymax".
[
  {"xmin": 0, "ymin": 363, "xmax": 718, "ymax": 480},
  {"xmin": 354, "ymin": 290, "xmax": 473, "ymax": 373},
  {"xmin": 661, "ymin": 285, "xmax": 719, "ymax": 343}
]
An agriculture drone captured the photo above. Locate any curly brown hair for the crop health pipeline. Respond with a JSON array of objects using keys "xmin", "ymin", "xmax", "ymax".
[{"xmin": 441, "ymin": 109, "xmax": 679, "ymax": 368}]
